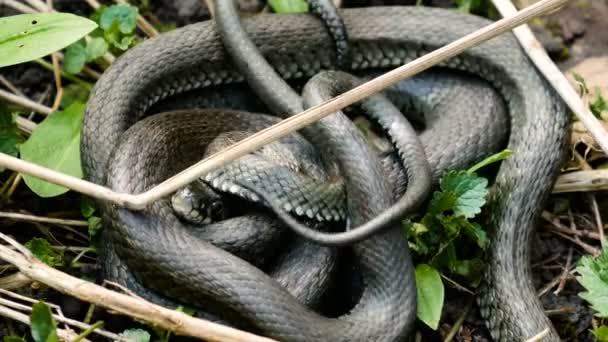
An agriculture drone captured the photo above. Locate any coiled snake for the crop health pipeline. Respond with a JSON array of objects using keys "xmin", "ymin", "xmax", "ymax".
[{"xmin": 82, "ymin": 5, "xmax": 569, "ymax": 341}]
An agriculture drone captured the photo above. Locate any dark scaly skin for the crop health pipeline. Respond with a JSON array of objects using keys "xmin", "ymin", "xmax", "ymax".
[
  {"xmin": 215, "ymin": 0, "xmax": 433, "ymax": 246},
  {"xmin": 82, "ymin": 6, "xmax": 569, "ymax": 341}
]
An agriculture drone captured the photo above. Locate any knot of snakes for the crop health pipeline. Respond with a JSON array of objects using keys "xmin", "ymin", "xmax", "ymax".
[{"xmin": 81, "ymin": 2, "xmax": 569, "ymax": 341}]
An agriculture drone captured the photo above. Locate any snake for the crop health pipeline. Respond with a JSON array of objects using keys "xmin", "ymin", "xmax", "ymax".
[{"xmin": 81, "ymin": 4, "xmax": 569, "ymax": 342}]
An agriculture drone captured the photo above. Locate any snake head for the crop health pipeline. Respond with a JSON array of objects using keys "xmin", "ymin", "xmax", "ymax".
[{"xmin": 171, "ymin": 181, "xmax": 225, "ymax": 224}]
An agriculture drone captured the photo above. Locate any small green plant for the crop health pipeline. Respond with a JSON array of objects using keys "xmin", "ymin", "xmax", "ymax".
[
  {"xmin": 407, "ymin": 149, "xmax": 512, "ymax": 329},
  {"xmin": 575, "ymin": 244, "xmax": 608, "ymax": 339},
  {"xmin": 572, "ymin": 72, "xmax": 608, "ymax": 118},
  {"xmin": 63, "ymin": 4, "xmax": 139, "ymax": 74}
]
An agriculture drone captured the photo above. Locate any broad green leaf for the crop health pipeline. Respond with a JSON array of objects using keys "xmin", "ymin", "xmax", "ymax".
[
  {"xmin": 63, "ymin": 41, "xmax": 87, "ymax": 74},
  {"xmin": 0, "ymin": 13, "xmax": 97, "ymax": 68},
  {"xmin": 440, "ymin": 171, "xmax": 488, "ymax": 218},
  {"xmin": 120, "ymin": 328, "xmax": 151, "ymax": 342},
  {"xmin": 25, "ymin": 238, "xmax": 63, "ymax": 267},
  {"xmin": 268, "ymin": 0, "xmax": 309, "ymax": 13},
  {"xmin": 3, "ymin": 337, "xmax": 26, "ymax": 342},
  {"xmin": 31, "ymin": 302, "xmax": 58, "ymax": 342},
  {"xmin": 88, "ymin": 216, "xmax": 102, "ymax": 239},
  {"xmin": 593, "ymin": 326, "xmax": 608, "ymax": 342},
  {"xmin": 415, "ymin": 264, "xmax": 444, "ymax": 330},
  {"xmin": 575, "ymin": 247, "xmax": 608, "ymax": 317},
  {"xmin": 20, "ymin": 102, "xmax": 85, "ymax": 197}
]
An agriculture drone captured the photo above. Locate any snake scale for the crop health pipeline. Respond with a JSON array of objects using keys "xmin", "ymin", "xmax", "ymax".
[{"xmin": 82, "ymin": 5, "xmax": 569, "ymax": 341}]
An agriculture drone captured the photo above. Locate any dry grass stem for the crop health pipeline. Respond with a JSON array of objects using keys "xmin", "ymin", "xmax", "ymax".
[
  {"xmin": 0, "ymin": 89, "xmax": 53, "ymax": 115},
  {"xmin": 491, "ymin": 0, "xmax": 608, "ymax": 155},
  {"xmin": 554, "ymin": 170, "xmax": 608, "ymax": 193},
  {"xmin": 0, "ymin": 273, "xmax": 32, "ymax": 290},
  {"xmin": 0, "ymin": 211, "xmax": 88, "ymax": 227}
]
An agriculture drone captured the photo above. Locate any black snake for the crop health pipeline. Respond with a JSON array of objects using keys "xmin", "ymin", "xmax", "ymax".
[{"xmin": 82, "ymin": 4, "xmax": 569, "ymax": 341}]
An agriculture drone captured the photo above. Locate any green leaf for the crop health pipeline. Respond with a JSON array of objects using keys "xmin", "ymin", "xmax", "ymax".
[
  {"xmin": 591, "ymin": 90, "xmax": 608, "ymax": 118},
  {"xmin": 80, "ymin": 197, "xmax": 97, "ymax": 218},
  {"xmin": 593, "ymin": 326, "xmax": 608, "ymax": 342},
  {"xmin": 31, "ymin": 302, "xmax": 58, "ymax": 342},
  {"xmin": 88, "ymin": 216, "xmax": 102, "ymax": 239},
  {"xmin": 268, "ymin": 0, "xmax": 309, "ymax": 13},
  {"xmin": 60, "ymin": 84, "xmax": 90, "ymax": 109},
  {"xmin": 99, "ymin": 5, "xmax": 138, "ymax": 34},
  {"xmin": 415, "ymin": 264, "xmax": 444, "ymax": 330},
  {"xmin": 0, "ymin": 104, "xmax": 23, "ymax": 161},
  {"xmin": 575, "ymin": 247, "xmax": 608, "ymax": 317},
  {"xmin": 0, "ymin": 13, "xmax": 97, "ymax": 68},
  {"xmin": 85, "ymin": 37, "xmax": 108, "ymax": 61},
  {"xmin": 3, "ymin": 337, "xmax": 26, "ymax": 342},
  {"xmin": 63, "ymin": 41, "xmax": 87, "ymax": 74},
  {"xmin": 120, "ymin": 328, "xmax": 151, "ymax": 342},
  {"xmin": 440, "ymin": 171, "xmax": 488, "ymax": 218},
  {"xmin": 466, "ymin": 149, "xmax": 513, "ymax": 174},
  {"xmin": 20, "ymin": 102, "xmax": 85, "ymax": 197},
  {"xmin": 25, "ymin": 238, "xmax": 63, "ymax": 267}
]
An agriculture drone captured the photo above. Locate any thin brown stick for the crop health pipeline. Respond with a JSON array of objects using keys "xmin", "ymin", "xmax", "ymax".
[
  {"xmin": 0, "ymin": 234, "xmax": 277, "ymax": 341},
  {"xmin": 0, "ymin": 273, "xmax": 31, "ymax": 290},
  {"xmin": 0, "ymin": 212, "xmax": 88, "ymax": 227},
  {"xmin": 0, "ymin": 0, "xmax": 570, "ymax": 210},
  {"xmin": 0, "ymin": 89, "xmax": 53, "ymax": 115},
  {"xmin": 491, "ymin": 0, "xmax": 608, "ymax": 155},
  {"xmin": 541, "ymin": 211, "xmax": 601, "ymax": 240},
  {"xmin": 553, "ymin": 247, "xmax": 573, "ymax": 295},
  {"xmin": 549, "ymin": 230, "xmax": 599, "ymax": 256}
]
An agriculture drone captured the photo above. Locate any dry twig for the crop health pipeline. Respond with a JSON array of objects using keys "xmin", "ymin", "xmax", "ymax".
[
  {"xmin": 0, "ymin": 233, "xmax": 277, "ymax": 342},
  {"xmin": 491, "ymin": 0, "xmax": 608, "ymax": 155}
]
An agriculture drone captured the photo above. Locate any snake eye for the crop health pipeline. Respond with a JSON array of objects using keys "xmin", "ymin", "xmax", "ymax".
[{"xmin": 207, "ymin": 201, "xmax": 224, "ymax": 220}]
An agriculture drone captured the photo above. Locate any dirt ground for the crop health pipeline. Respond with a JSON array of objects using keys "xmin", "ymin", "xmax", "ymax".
[{"xmin": 0, "ymin": 0, "xmax": 606, "ymax": 341}]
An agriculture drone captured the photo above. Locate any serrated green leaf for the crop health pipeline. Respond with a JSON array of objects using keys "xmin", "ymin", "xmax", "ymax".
[
  {"xmin": 120, "ymin": 328, "xmax": 151, "ymax": 342},
  {"xmin": 85, "ymin": 37, "xmax": 108, "ymax": 61},
  {"xmin": 415, "ymin": 264, "xmax": 444, "ymax": 330},
  {"xmin": 99, "ymin": 5, "xmax": 138, "ymax": 33},
  {"xmin": 3, "ymin": 337, "xmax": 26, "ymax": 342},
  {"xmin": 20, "ymin": 102, "xmax": 84, "ymax": 197},
  {"xmin": 63, "ymin": 41, "xmax": 87, "ymax": 74},
  {"xmin": 25, "ymin": 238, "xmax": 63, "ymax": 267},
  {"xmin": 0, "ymin": 13, "xmax": 97, "ymax": 68},
  {"xmin": 268, "ymin": 0, "xmax": 309, "ymax": 13},
  {"xmin": 575, "ymin": 247, "xmax": 608, "ymax": 317},
  {"xmin": 593, "ymin": 326, "xmax": 608, "ymax": 342},
  {"xmin": 427, "ymin": 190, "xmax": 457, "ymax": 216},
  {"xmin": 440, "ymin": 171, "xmax": 488, "ymax": 218},
  {"xmin": 31, "ymin": 302, "xmax": 58, "ymax": 342}
]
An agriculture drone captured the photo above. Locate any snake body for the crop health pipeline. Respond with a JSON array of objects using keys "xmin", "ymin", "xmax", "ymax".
[{"xmin": 82, "ymin": 6, "xmax": 569, "ymax": 341}]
